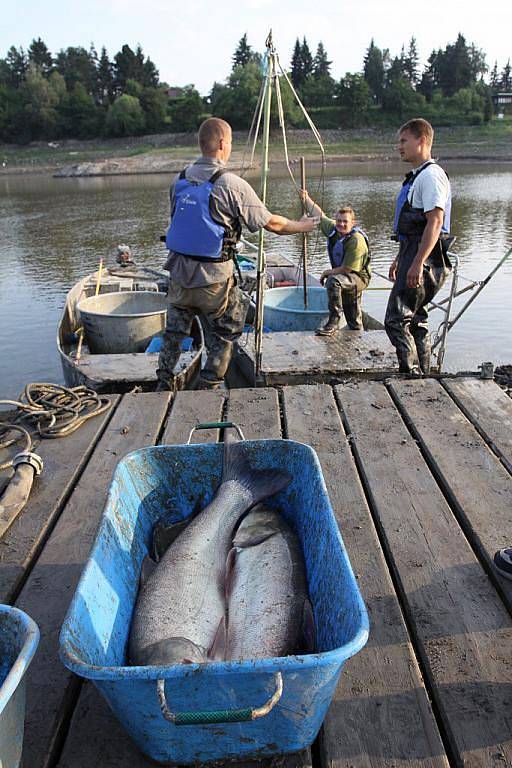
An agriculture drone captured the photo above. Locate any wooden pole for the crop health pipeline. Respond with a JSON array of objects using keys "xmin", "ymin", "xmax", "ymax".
[
  {"xmin": 300, "ymin": 156, "xmax": 308, "ymax": 309},
  {"xmin": 254, "ymin": 36, "xmax": 274, "ymax": 382}
]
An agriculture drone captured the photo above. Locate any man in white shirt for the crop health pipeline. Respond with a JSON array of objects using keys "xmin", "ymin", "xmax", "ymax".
[{"xmin": 385, "ymin": 118, "xmax": 453, "ymax": 374}]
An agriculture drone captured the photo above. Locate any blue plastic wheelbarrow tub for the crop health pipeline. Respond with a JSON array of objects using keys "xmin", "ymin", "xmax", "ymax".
[
  {"xmin": 59, "ymin": 439, "xmax": 369, "ymax": 765},
  {"xmin": 264, "ymin": 286, "xmax": 329, "ymax": 331},
  {"xmin": 0, "ymin": 606, "xmax": 40, "ymax": 768}
]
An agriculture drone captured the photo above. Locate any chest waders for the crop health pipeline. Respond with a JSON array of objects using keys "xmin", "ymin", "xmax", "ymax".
[
  {"xmin": 317, "ymin": 228, "xmax": 371, "ymax": 335},
  {"xmin": 384, "ymin": 162, "xmax": 453, "ymax": 374},
  {"xmin": 156, "ymin": 169, "xmax": 249, "ymax": 391}
]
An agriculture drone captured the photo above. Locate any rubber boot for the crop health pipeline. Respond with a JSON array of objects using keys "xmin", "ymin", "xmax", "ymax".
[
  {"xmin": 316, "ymin": 279, "xmax": 343, "ymax": 336},
  {"xmin": 316, "ymin": 311, "xmax": 343, "ymax": 336}
]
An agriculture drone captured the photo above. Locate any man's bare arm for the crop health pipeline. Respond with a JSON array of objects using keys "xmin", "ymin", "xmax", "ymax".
[{"xmin": 264, "ymin": 214, "xmax": 319, "ymax": 235}]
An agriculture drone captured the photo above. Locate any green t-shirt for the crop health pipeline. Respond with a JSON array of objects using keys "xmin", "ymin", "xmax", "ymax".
[{"xmin": 321, "ymin": 217, "xmax": 371, "ymax": 286}]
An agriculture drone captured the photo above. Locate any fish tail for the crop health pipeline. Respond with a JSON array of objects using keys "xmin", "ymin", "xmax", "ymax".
[{"xmin": 222, "ymin": 435, "xmax": 291, "ymax": 505}]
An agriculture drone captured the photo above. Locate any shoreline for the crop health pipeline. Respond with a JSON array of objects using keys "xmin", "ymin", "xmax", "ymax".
[
  {"xmin": 1, "ymin": 124, "xmax": 510, "ymax": 178},
  {"xmin": 1, "ymin": 151, "xmax": 512, "ymax": 178}
]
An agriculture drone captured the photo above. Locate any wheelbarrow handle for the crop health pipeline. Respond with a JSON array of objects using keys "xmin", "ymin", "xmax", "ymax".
[
  {"xmin": 157, "ymin": 672, "xmax": 283, "ymax": 726},
  {"xmin": 186, "ymin": 421, "xmax": 246, "ymax": 444}
]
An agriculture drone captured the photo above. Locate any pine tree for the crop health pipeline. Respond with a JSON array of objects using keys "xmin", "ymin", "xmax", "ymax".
[
  {"xmin": 363, "ymin": 39, "xmax": 384, "ymax": 103},
  {"xmin": 501, "ymin": 60, "xmax": 511, "ymax": 91},
  {"xmin": 301, "ymin": 38, "xmax": 314, "ymax": 80},
  {"xmin": 290, "ymin": 38, "xmax": 302, "ymax": 87},
  {"xmin": 489, "ymin": 61, "xmax": 499, "ymax": 92},
  {"xmin": 28, "ymin": 38, "xmax": 52, "ymax": 76},
  {"xmin": 403, "ymin": 37, "xmax": 419, "ymax": 86},
  {"xmin": 6, "ymin": 46, "xmax": 27, "ymax": 86},
  {"xmin": 97, "ymin": 47, "xmax": 113, "ymax": 104},
  {"xmin": 313, "ymin": 42, "xmax": 331, "ymax": 78},
  {"xmin": 232, "ymin": 34, "xmax": 253, "ymax": 70}
]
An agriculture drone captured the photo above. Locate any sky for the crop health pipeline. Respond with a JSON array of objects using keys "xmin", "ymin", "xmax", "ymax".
[{"xmin": 3, "ymin": 0, "xmax": 512, "ymax": 95}]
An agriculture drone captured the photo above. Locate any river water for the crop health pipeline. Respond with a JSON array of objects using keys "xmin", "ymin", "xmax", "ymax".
[{"xmin": 0, "ymin": 162, "xmax": 511, "ymax": 399}]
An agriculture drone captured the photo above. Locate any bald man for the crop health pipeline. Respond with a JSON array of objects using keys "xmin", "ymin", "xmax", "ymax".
[{"xmin": 157, "ymin": 117, "xmax": 318, "ymax": 390}]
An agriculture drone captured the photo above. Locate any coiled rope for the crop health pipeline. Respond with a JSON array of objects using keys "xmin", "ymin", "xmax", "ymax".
[{"xmin": 0, "ymin": 383, "xmax": 111, "ymax": 470}]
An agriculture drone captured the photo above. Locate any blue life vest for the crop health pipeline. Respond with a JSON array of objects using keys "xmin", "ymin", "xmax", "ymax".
[
  {"xmin": 327, "ymin": 226, "xmax": 370, "ymax": 269},
  {"xmin": 393, "ymin": 160, "xmax": 451, "ymax": 241},
  {"xmin": 166, "ymin": 169, "xmax": 239, "ymax": 261}
]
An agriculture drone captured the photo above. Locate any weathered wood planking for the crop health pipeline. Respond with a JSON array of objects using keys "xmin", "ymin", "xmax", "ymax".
[
  {"xmin": 162, "ymin": 388, "xmax": 226, "ymax": 444},
  {"xmin": 226, "ymin": 387, "xmax": 281, "ymax": 440},
  {"xmin": 225, "ymin": 387, "xmax": 312, "ymax": 768},
  {"xmin": 57, "ymin": 389, "xmax": 224, "ymax": 768},
  {"xmin": 282, "ymin": 384, "xmax": 447, "ymax": 768},
  {"xmin": 442, "ymin": 378, "xmax": 512, "ymax": 474},
  {"xmin": 0, "ymin": 396, "xmax": 118, "ymax": 605},
  {"xmin": 338, "ymin": 381, "xmax": 512, "ymax": 767},
  {"xmin": 238, "ymin": 331, "xmax": 396, "ymax": 386},
  {"xmin": 17, "ymin": 392, "xmax": 171, "ymax": 768},
  {"xmin": 389, "ymin": 379, "xmax": 512, "ymax": 602}
]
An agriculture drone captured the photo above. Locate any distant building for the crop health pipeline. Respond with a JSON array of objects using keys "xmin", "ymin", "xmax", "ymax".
[
  {"xmin": 164, "ymin": 87, "xmax": 185, "ymax": 100},
  {"xmin": 493, "ymin": 92, "xmax": 512, "ymax": 106}
]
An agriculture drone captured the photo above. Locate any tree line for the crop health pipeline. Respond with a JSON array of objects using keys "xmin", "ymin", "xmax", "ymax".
[{"xmin": 0, "ymin": 33, "xmax": 510, "ymax": 143}]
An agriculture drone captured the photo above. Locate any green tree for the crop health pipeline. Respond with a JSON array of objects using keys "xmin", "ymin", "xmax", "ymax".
[
  {"xmin": 60, "ymin": 82, "xmax": 101, "ymax": 137},
  {"xmin": 301, "ymin": 73, "xmax": 336, "ymax": 107},
  {"xmin": 337, "ymin": 73, "xmax": 372, "ymax": 126},
  {"xmin": 501, "ymin": 60, "xmax": 511, "ymax": 90},
  {"xmin": 382, "ymin": 74, "xmax": 426, "ymax": 118},
  {"xmin": 211, "ymin": 62, "xmax": 262, "ymax": 129},
  {"xmin": 489, "ymin": 61, "xmax": 499, "ymax": 92},
  {"xmin": 21, "ymin": 64, "xmax": 60, "ymax": 139},
  {"xmin": 105, "ymin": 93, "xmax": 145, "ymax": 136},
  {"xmin": 232, "ymin": 33, "xmax": 253, "ymax": 69},
  {"xmin": 140, "ymin": 86, "xmax": 168, "ymax": 132},
  {"xmin": 169, "ymin": 85, "xmax": 204, "ymax": 132},
  {"xmin": 363, "ymin": 40, "xmax": 384, "ymax": 103},
  {"xmin": 5, "ymin": 46, "xmax": 27, "ymax": 87},
  {"xmin": 290, "ymin": 37, "xmax": 313, "ymax": 89},
  {"xmin": 28, "ymin": 38, "xmax": 52, "ymax": 76},
  {"xmin": 113, "ymin": 44, "xmax": 139, "ymax": 92},
  {"xmin": 403, "ymin": 37, "xmax": 419, "ymax": 86},
  {"xmin": 97, "ymin": 47, "xmax": 114, "ymax": 104},
  {"xmin": 55, "ymin": 46, "xmax": 97, "ymax": 93},
  {"xmin": 125, "ymin": 78, "xmax": 143, "ymax": 98},
  {"xmin": 313, "ymin": 42, "xmax": 331, "ymax": 78}
]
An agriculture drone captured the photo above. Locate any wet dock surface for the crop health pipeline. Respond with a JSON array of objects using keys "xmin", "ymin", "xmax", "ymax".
[
  {"xmin": 2, "ymin": 378, "xmax": 511, "ymax": 768},
  {"xmin": 234, "ymin": 330, "xmax": 397, "ymax": 385}
]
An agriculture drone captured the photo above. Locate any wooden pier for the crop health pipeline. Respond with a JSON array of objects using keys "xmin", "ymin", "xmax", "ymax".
[{"xmin": 2, "ymin": 378, "xmax": 512, "ymax": 768}]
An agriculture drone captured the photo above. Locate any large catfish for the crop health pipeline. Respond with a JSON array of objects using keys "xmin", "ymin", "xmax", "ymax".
[
  {"xmin": 223, "ymin": 505, "xmax": 314, "ymax": 661},
  {"xmin": 129, "ymin": 438, "xmax": 291, "ymax": 666}
]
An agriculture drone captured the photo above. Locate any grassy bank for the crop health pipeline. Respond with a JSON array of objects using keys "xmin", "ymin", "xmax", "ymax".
[{"xmin": 1, "ymin": 121, "xmax": 511, "ymax": 175}]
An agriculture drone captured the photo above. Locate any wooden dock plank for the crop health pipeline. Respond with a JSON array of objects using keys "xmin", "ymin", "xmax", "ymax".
[
  {"xmin": 282, "ymin": 384, "xmax": 448, "ymax": 768},
  {"xmin": 338, "ymin": 380, "xmax": 512, "ymax": 767},
  {"xmin": 0, "ymin": 396, "xmax": 118, "ymax": 605},
  {"xmin": 442, "ymin": 378, "xmax": 512, "ymax": 473},
  {"xmin": 389, "ymin": 379, "xmax": 512, "ymax": 601},
  {"xmin": 162, "ymin": 388, "xmax": 226, "ymax": 444},
  {"xmin": 226, "ymin": 387, "xmax": 281, "ymax": 439},
  {"xmin": 16, "ymin": 391, "xmax": 171, "ymax": 768}
]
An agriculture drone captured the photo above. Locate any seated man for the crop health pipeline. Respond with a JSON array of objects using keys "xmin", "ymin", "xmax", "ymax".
[{"xmin": 300, "ymin": 191, "xmax": 371, "ymax": 335}]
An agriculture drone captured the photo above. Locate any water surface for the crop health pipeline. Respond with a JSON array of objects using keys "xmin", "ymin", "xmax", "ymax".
[{"xmin": 0, "ymin": 162, "xmax": 510, "ymax": 399}]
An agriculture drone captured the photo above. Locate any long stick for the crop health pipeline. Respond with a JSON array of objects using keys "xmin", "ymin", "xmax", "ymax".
[
  {"xmin": 254, "ymin": 37, "xmax": 274, "ymax": 382},
  {"xmin": 95, "ymin": 258, "xmax": 104, "ymax": 296},
  {"xmin": 300, "ymin": 156, "xmax": 308, "ymax": 309}
]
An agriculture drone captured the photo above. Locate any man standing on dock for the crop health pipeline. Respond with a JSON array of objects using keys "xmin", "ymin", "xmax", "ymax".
[
  {"xmin": 385, "ymin": 118, "xmax": 453, "ymax": 375},
  {"xmin": 156, "ymin": 117, "xmax": 318, "ymax": 391}
]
